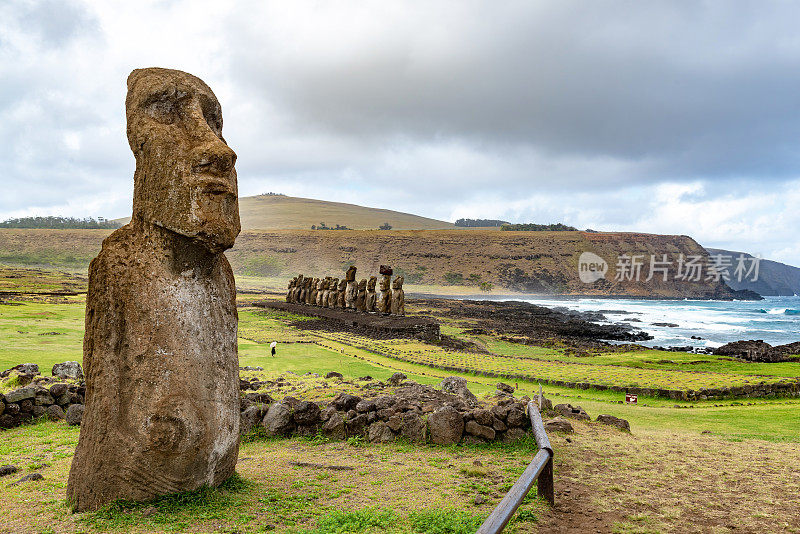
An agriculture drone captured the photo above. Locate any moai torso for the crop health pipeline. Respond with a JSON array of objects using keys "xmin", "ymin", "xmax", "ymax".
[
  {"xmin": 68, "ymin": 68, "xmax": 240, "ymax": 512},
  {"xmin": 390, "ymin": 276, "xmax": 405, "ymax": 316},
  {"xmin": 365, "ymin": 276, "xmax": 377, "ymax": 312},
  {"xmin": 379, "ymin": 274, "xmax": 392, "ymax": 314},
  {"xmin": 355, "ymin": 279, "xmax": 367, "ymax": 311}
]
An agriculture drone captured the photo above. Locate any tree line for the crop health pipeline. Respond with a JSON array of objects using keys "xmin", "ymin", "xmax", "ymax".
[{"xmin": 0, "ymin": 216, "xmax": 123, "ymax": 229}]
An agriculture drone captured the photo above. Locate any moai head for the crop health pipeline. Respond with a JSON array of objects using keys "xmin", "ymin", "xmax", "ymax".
[
  {"xmin": 330, "ymin": 278, "xmax": 339, "ymax": 290},
  {"xmin": 338, "ymin": 279, "xmax": 347, "ymax": 291},
  {"xmin": 297, "ymin": 274, "xmax": 304, "ymax": 285},
  {"xmin": 345, "ymin": 265, "xmax": 357, "ymax": 282},
  {"xmin": 392, "ymin": 275, "xmax": 404, "ymax": 290},
  {"xmin": 316, "ymin": 278, "xmax": 324, "ymax": 290},
  {"xmin": 367, "ymin": 276, "xmax": 377, "ymax": 291},
  {"xmin": 288, "ymin": 278, "xmax": 295, "ymax": 290},
  {"xmin": 379, "ymin": 275, "xmax": 391, "ymax": 291},
  {"xmin": 126, "ymin": 68, "xmax": 240, "ymax": 253},
  {"xmin": 357, "ymin": 279, "xmax": 367, "ymax": 291}
]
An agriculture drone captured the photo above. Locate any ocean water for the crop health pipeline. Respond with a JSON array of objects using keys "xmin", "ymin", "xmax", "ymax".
[{"xmin": 511, "ymin": 295, "xmax": 800, "ymax": 349}]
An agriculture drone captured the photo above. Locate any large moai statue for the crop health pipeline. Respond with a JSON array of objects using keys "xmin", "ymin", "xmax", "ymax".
[
  {"xmin": 355, "ymin": 279, "xmax": 367, "ymax": 312},
  {"xmin": 328, "ymin": 278, "xmax": 339, "ymax": 308},
  {"xmin": 365, "ymin": 276, "xmax": 378, "ymax": 312},
  {"xmin": 337, "ymin": 279, "xmax": 347, "ymax": 308},
  {"xmin": 315, "ymin": 278, "xmax": 325, "ymax": 306},
  {"xmin": 67, "ymin": 68, "xmax": 240, "ymax": 511},
  {"xmin": 344, "ymin": 265, "xmax": 357, "ymax": 309},
  {"xmin": 308, "ymin": 277, "xmax": 318, "ymax": 305},
  {"xmin": 295, "ymin": 274, "xmax": 305, "ymax": 304},
  {"xmin": 303, "ymin": 277, "xmax": 313, "ymax": 305},
  {"xmin": 286, "ymin": 278, "xmax": 295, "ymax": 303},
  {"xmin": 379, "ymin": 275, "xmax": 392, "ymax": 314},
  {"xmin": 390, "ymin": 276, "xmax": 405, "ymax": 316}
]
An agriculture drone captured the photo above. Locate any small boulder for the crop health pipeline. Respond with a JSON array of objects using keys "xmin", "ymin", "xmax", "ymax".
[
  {"xmin": 32, "ymin": 406, "xmax": 47, "ymax": 418},
  {"xmin": 439, "ymin": 376, "xmax": 478, "ymax": 405},
  {"xmin": 51, "ymin": 361, "xmax": 83, "ymax": 380},
  {"xmin": 465, "ymin": 420, "xmax": 495, "ymax": 440},
  {"xmin": 322, "ymin": 411, "xmax": 346, "ymax": 439},
  {"xmin": 45, "ymin": 405, "xmax": 65, "ymax": 421},
  {"xmin": 346, "ymin": 413, "xmax": 370, "ymax": 436},
  {"xmin": 48, "ymin": 383, "xmax": 67, "ymax": 397},
  {"xmin": 293, "ymin": 401, "xmax": 321, "ymax": 426},
  {"xmin": 4, "ymin": 386, "xmax": 36, "ymax": 404},
  {"xmin": 496, "ymin": 382, "xmax": 514, "ymax": 395},
  {"xmin": 596, "ymin": 414, "xmax": 630, "ymax": 432},
  {"xmin": 472, "ymin": 408, "xmax": 493, "ymax": 426},
  {"xmin": 66, "ymin": 404, "xmax": 84, "ymax": 426},
  {"xmin": 325, "ymin": 371, "xmax": 343, "ymax": 380},
  {"xmin": 239, "ymin": 406, "xmax": 262, "ymax": 435},
  {"xmin": 331, "ymin": 393, "xmax": 361, "ymax": 411},
  {"xmin": 368, "ymin": 421, "xmax": 396, "ymax": 443},
  {"xmin": 0, "ymin": 465, "xmax": 19, "ymax": 477},
  {"xmin": 387, "ymin": 372, "xmax": 407, "ymax": 386},
  {"xmin": 387, "ymin": 414, "xmax": 403, "ymax": 432},
  {"xmin": 554, "ymin": 404, "xmax": 590, "ymax": 421},
  {"xmin": 401, "ymin": 412, "xmax": 427, "ymax": 443},
  {"xmin": 34, "ymin": 390, "xmax": 55, "ymax": 406},
  {"xmin": 355, "ymin": 399, "xmax": 377, "ymax": 413},
  {"xmin": 428, "ymin": 406, "xmax": 464, "ymax": 445},
  {"xmin": 544, "ymin": 417, "xmax": 574, "ymax": 433},
  {"xmin": 262, "ymin": 402, "xmax": 294, "ymax": 437},
  {"xmin": 506, "ymin": 408, "xmax": 527, "ymax": 427}
]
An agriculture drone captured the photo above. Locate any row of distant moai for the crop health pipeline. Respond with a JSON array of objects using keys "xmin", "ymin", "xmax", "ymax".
[{"xmin": 287, "ymin": 265, "xmax": 404, "ymax": 316}]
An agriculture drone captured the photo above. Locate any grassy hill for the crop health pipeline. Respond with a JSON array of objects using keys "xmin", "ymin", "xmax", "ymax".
[{"xmin": 114, "ymin": 195, "xmax": 455, "ymax": 231}]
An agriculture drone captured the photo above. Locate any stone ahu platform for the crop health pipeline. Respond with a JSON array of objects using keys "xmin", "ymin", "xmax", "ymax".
[{"xmin": 254, "ymin": 301, "xmax": 440, "ymax": 342}]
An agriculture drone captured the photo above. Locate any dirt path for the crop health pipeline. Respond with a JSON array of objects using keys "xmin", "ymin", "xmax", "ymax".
[{"xmin": 534, "ymin": 422, "xmax": 800, "ymax": 533}]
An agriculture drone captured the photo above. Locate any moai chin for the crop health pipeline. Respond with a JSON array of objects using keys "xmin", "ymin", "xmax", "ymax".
[
  {"xmin": 344, "ymin": 266, "xmax": 357, "ymax": 309},
  {"xmin": 365, "ymin": 276, "xmax": 378, "ymax": 312},
  {"xmin": 67, "ymin": 68, "xmax": 240, "ymax": 511},
  {"xmin": 355, "ymin": 279, "xmax": 367, "ymax": 312},
  {"xmin": 379, "ymin": 274, "xmax": 392, "ymax": 314},
  {"xmin": 390, "ymin": 275, "xmax": 405, "ymax": 316}
]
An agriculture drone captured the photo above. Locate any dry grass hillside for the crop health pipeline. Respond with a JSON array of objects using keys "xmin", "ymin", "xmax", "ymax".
[
  {"xmin": 114, "ymin": 195, "xmax": 455, "ymax": 231},
  {"xmin": 0, "ymin": 227, "xmax": 740, "ymax": 297},
  {"xmin": 231, "ymin": 229, "xmax": 738, "ymax": 298}
]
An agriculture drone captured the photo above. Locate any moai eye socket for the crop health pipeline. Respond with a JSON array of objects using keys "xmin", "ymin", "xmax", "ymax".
[
  {"xmin": 143, "ymin": 89, "xmax": 187, "ymax": 125},
  {"xmin": 200, "ymin": 97, "xmax": 223, "ymax": 137}
]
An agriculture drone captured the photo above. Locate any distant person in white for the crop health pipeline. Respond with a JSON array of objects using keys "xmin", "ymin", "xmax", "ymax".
[{"xmin": 270, "ymin": 341, "xmax": 277, "ymax": 357}]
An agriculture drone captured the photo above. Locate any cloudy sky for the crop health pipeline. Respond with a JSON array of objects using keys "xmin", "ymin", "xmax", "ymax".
[{"xmin": 3, "ymin": 1, "xmax": 800, "ymax": 263}]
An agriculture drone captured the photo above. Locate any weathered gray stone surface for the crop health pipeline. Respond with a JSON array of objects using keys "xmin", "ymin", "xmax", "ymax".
[{"xmin": 52, "ymin": 361, "xmax": 84, "ymax": 380}]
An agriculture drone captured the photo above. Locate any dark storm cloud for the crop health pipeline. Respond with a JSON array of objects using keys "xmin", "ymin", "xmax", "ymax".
[{"xmin": 227, "ymin": 1, "xmax": 800, "ymax": 181}]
